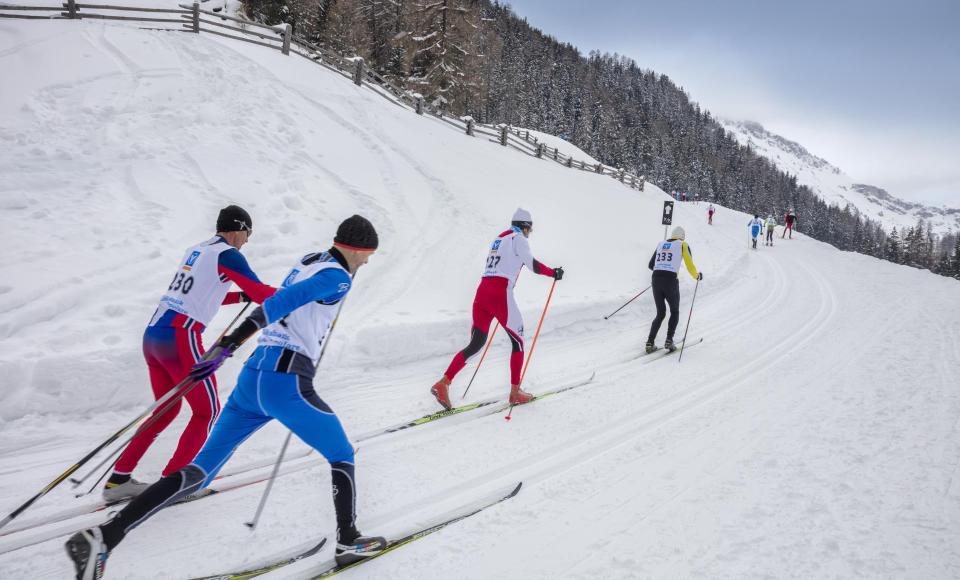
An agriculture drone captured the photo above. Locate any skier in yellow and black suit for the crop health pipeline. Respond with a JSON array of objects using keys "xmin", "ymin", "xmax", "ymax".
[{"xmin": 645, "ymin": 226, "xmax": 701, "ymax": 353}]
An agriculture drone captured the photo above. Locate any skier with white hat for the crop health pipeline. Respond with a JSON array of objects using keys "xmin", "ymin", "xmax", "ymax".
[
  {"xmin": 645, "ymin": 226, "xmax": 701, "ymax": 354},
  {"xmin": 430, "ymin": 208, "xmax": 563, "ymax": 410}
]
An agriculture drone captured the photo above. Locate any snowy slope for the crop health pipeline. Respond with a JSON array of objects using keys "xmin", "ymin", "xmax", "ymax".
[
  {"xmin": 1, "ymin": 17, "xmax": 959, "ymax": 580},
  {"xmin": 720, "ymin": 119, "xmax": 960, "ymax": 234}
]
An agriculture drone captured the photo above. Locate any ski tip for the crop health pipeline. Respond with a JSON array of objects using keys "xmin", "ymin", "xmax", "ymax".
[{"xmin": 507, "ymin": 482, "xmax": 523, "ymax": 498}]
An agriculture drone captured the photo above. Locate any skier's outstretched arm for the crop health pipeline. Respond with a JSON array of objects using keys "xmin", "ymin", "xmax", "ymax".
[
  {"xmin": 218, "ymin": 248, "xmax": 277, "ymax": 304},
  {"xmin": 681, "ymin": 242, "xmax": 700, "ymax": 279}
]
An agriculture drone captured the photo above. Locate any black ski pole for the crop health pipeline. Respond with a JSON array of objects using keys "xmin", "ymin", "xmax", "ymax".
[
  {"xmin": 678, "ymin": 278, "xmax": 701, "ymax": 363},
  {"xmin": 70, "ymin": 302, "xmax": 252, "ymax": 493},
  {"xmin": 603, "ymin": 286, "xmax": 651, "ymax": 320},
  {"xmin": 243, "ymin": 273, "xmax": 355, "ymax": 530}
]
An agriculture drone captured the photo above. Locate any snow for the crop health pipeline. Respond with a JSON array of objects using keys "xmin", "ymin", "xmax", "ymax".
[{"xmin": 1, "ymin": 16, "xmax": 959, "ymax": 580}]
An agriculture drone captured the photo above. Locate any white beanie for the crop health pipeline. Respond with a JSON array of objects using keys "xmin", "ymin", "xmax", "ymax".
[
  {"xmin": 671, "ymin": 226, "xmax": 685, "ymax": 240},
  {"xmin": 512, "ymin": 208, "xmax": 532, "ymax": 223}
]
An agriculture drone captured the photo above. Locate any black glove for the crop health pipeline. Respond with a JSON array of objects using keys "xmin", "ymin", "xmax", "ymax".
[
  {"xmin": 240, "ymin": 292, "xmax": 252, "ymax": 303},
  {"xmin": 697, "ymin": 272, "xmax": 703, "ymax": 281},
  {"xmin": 553, "ymin": 267, "xmax": 564, "ymax": 281}
]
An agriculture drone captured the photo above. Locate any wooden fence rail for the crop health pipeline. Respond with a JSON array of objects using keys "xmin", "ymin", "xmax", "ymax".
[{"xmin": 0, "ymin": 1, "xmax": 646, "ymax": 192}]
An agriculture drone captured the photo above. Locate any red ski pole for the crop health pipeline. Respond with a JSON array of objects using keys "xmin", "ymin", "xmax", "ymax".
[{"xmin": 507, "ymin": 279, "xmax": 557, "ymax": 420}]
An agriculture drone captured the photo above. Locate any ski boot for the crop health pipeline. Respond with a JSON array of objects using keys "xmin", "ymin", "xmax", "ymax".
[
  {"xmin": 335, "ymin": 527, "xmax": 387, "ymax": 566},
  {"xmin": 430, "ymin": 376, "xmax": 452, "ymax": 410},
  {"xmin": 664, "ymin": 338, "xmax": 677, "ymax": 352},
  {"xmin": 102, "ymin": 477, "xmax": 150, "ymax": 503},
  {"xmin": 509, "ymin": 384, "xmax": 534, "ymax": 405},
  {"xmin": 65, "ymin": 527, "xmax": 110, "ymax": 580},
  {"xmin": 645, "ymin": 341, "xmax": 657, "ymax": 354}
]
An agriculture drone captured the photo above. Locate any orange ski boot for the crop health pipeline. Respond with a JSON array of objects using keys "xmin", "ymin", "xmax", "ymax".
[
  {"xmin": 508, "ymin": 384, "xmax": 534, "ymax": 406},
  {"xmin": 430, "ymin": 376, "xmax": 452, "ymax": 410}
]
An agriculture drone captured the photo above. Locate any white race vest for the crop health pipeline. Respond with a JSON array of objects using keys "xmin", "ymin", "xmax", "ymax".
[
  {"xmin": 257, "ymin": 254, "xmax": 349, "ymax": 364},
  {"xmin": 482, "ymin": 228, "xmax": 537, "ymax": 287},
  {"xmin": 652, "ymin": 240, "xmax": 683, "ymax": 273},
  {"xmin": 152, "ymin": 237, "xmax": 234, "ymax": 327}
]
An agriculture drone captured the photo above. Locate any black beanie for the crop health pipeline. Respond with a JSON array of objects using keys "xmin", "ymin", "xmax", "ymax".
[
  {"xmin": 216, "ymin": 205, "xmax": 252, "ymax": 233},
  {"xmin": 334, "ymin": 215, "xmax": 379, "ymax": 250}
]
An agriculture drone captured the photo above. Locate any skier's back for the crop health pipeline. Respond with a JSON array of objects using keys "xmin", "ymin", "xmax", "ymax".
[
  {"xmin": 430, "ymin": 208, "xmax": 563, "ymax": 410},
  {"xmin": 646, "ymin": 226, "xmax": 701, "ymax": 353},
  {"xmin": 748, "ymin": 215, "xmax": 763, "ymax": 249}
]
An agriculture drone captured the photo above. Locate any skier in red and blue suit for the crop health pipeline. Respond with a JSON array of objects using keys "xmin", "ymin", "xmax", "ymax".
[{"xmin": 104, "ymin": 205, "xmax": 276, "ymax": 502}]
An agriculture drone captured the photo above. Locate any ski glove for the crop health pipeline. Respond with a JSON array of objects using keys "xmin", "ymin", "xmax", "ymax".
[
  {"xmin": 189, "ymin": 345, "xmax": 233, "ymax": 382},
  {"xmin": 553, "ymin": 267, "xmax": 564, "ymax": 281},
  {"xmin": 697, "ymin": 272, "xmax": 703, "ymax": 281}
]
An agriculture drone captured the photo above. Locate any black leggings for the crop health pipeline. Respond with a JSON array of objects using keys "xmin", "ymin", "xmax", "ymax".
[{"xmin": 648, "ymin": 275, "xmax": 680, "ymax": 343}]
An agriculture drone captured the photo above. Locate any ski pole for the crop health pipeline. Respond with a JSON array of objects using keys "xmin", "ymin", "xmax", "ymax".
[
  {"xmin": 506, "ymin": 278, "xmax": 557, "ymax": 421},
  {"xmin": 242, "ymin": 274, "xmax": 355, "ymax": 529},
  {"xmin": 603, "ymin": 286, "xmax": 651, "ymax": 320},
  {"xmin": 0, "ymin": 303, "xmax": 252, "ymax": 530},
  {"xmin": 678, "ymin": 277, "xmax": 700, "ymax": 363},
  {"xmin": 461, "ymin": 323, "xmax": 499, "ymax": 399},
  {"xmin": 71, "ymin": 302, "xmax": 252, "ymax": 492},
  {"xmin": 244, "ymin": 432, "xmax": 291, "ymax": 530}
]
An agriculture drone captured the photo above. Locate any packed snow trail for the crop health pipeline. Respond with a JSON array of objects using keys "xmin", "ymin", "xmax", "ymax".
[{"xmin": 1, "ymin": 18, "xmax": 959, "ymax": 580}]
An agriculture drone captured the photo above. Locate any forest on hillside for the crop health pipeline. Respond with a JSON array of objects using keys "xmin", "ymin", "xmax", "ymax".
[{"xmin": 243, "ymin": 0, "xmax": 960, "ymax": 278}]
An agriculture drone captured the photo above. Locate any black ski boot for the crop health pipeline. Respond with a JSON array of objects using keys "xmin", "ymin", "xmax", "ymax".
[
  {"xmin": 335, "ymin": 527, "xmax": 387, "ymax": 566},
  {"xmin": 65, "ymin": 528, "xmax": 110, "ymax": 580},
  {"xmin": 664, "ymin": 338, "xmax": 677, "ymax": 352},
  {"xmin": 645, "ymin": 341, "xmax": 657, "ymax": 354}
]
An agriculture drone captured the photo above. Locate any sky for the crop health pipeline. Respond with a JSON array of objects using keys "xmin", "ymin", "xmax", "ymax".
[{"xmin": 505, "ymin": 0, "xmax": 960, "ymax": 207}]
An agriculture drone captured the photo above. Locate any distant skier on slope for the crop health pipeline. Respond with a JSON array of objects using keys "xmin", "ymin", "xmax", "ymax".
[
  {"xmin": 429, "ymin": 208, "xmax": 563, "ymax": 410},
  {"xmin": 707, "ymin": 204, "xmax": 716, "ymax": 225},
  {"xmin": 783, "ymin": 209, "xmax": 797, "ymax": 238},
  {"xmin": 66, "ymin": 216, "xmax": 387, "ymax": 579},
  {"xmin": 749, "ymin": 215, "xmax": 764, "ymax": 249},
  {"xmin": 105, "ymin": 205, "xmax": 276, "ymax": 502},
  {"xmin": 765, "ymin": 214, "xmax": 777, "ymax": 246},
  {"xmin": 646, "ymin": 226, "xmax": 701, "ymax": 354}
]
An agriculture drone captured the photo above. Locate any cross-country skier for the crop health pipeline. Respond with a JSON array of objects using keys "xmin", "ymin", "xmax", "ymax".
[
  {"xmin": 707, "ymin": 204, "xmax": 716, "ymax": 225},
  {"xmin": 429, "ymin": 208, "xmax": 563, "ymax": 410},
  {"xmin": 783, "ymin": 209, "xmax": 797, "ymax": 239},
  {"xmin": 765, "ymin": 214, "xmax": 776, "ymax": 246},
  {"xmin": 104, "ymin": 205, "xmax": 276, "ymax": 502},
  {"xmin": 66, "ymin": 215, "xmax": 386, "ymax": 579},
  {"xmin": 748, "ymin": 215, "xmax": 764, "ymax": 249},
  {"xmin": 645, "ymin": 226, "xmax": 701, "ymax": 354}
]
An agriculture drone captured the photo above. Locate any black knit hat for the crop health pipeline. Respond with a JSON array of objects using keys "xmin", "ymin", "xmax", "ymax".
[
  {"xmin": 334, "ymin": 215, "xmax": 379, "ymax": 250},
  {"xmin": 216, "ymin": 205, "xmax": 252, "ymax": 233}
]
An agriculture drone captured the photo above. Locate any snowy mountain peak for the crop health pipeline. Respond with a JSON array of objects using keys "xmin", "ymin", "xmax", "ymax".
[{"xmin": 719, "ymin": 119, "xmax": 960, "ymax": 234}]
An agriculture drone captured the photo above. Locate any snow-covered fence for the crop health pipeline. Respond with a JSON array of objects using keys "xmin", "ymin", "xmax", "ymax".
[{"xmin": 0, "ymin": 2, "xmax": 647, "ymax": 192}]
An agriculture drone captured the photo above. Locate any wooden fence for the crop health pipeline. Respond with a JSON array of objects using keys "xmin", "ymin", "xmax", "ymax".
[{"xmin": 0, "ymin": 1, "xmax": 645, "ymax": 192}]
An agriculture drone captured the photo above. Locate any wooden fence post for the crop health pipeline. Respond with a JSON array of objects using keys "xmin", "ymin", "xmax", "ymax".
[
  {"xmin": 536, "ymin": 143, "xmax": 544, "ymax": 158},
  {"xmin": 639, "ymin": 175, "xmax": 646, "ymax": 191},
  {"xmin": 619, "ymin": 168, "xmax": 625, "ymax": 182},
  {"xmin": 466, "ymin": 118, "xmax": 474, "ymax": 136},
  {"xmin": 415, "ymin": 96, "xmax": 424, "ymax": 115},
  {"xmin": 566, "ymin": 157, "xmax": 573, "ymax": 168},
  {"xmin": 595, "ymin": 163, "xmax": 603, "ymax": 174},
  {"xmin": 281, "ymin": 23, "xmax": 291, "ymax": 55},
  {"xmin": 191, "ymin": 2, "xmax": 199, "ymax": 32},
  {"xmin": 552, "ymin": 147, "xmax": 558, "ymax": 160},
  {"xmin": 500, "ymin": 125, "xmax": 508, "ymax": 146},
  {"xmin": 353, "ymin": 57, "xmax": 364, "ymax": 86},
  {"xmin": 65, "ymin": 0, "xmax": 77, "ymax": 18}
]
